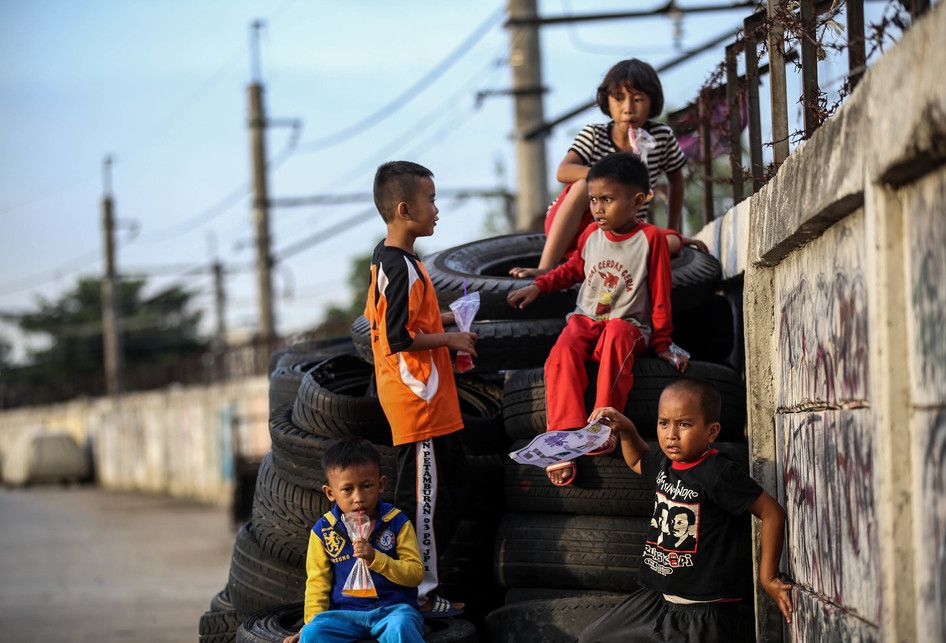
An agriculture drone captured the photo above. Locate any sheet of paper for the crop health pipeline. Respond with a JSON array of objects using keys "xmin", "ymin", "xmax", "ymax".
[{"xmin": 508, "ymin": 421, "xmax": 613, "ymax": 468}]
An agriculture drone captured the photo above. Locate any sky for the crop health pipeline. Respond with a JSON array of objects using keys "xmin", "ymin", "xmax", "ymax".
[{"xmin": 0, "ymin": 0, "xmax": 899, "ymax": 360}]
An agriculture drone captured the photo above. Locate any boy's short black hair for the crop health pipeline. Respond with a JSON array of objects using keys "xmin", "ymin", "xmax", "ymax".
[
  {"xmin": 661, "ymin": 378, "xmax": 722, "ymax": 424},
  {"xmin": 595, "ymin": 59, "xmax": 664, "ymax": 119},
  {"xmin": 587, "ymin": 152, "xmax": 650, "ymax": 193},
  {"xmin": 321, "ymin": 437, "xmax": 382, "ymax": 474},
  {"xmin": 373, "ymin": 161, "xmax": 434, "ymax": 223}
]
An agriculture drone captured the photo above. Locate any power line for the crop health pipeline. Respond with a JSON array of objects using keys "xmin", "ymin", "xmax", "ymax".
[{"xmin": 294, "ymin": 5, "xmax": 505, "ymax": 154}]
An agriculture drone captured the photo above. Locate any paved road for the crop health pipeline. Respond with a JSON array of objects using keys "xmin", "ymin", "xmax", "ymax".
[{"xmin": 0, "ymin": 486, "xmax": 234, "ymax": 642}]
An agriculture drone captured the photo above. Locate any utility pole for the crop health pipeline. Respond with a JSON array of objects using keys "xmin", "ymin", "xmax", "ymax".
[
  {"xmin": 247, "ymin": 19, "xmax": 276, "ymax": 346},
  {"xmin": 507, "ymin": 0, "xmax": 549, "ymax": 232},
  {"xmin": 100, "ymin": 155, "xmax": 124, "ymax": 396}
]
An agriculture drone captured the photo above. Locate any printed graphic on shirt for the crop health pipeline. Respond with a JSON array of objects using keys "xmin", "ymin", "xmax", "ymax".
[
  {"xmin": 647, "ymin": 492, "xmax": 700, "ymax": 553},
  {"xmin": 377, "ymin": 529, "xmax": 396, "ymax": 552},
  {"xmin": 322, "ymin": 528, "xmax": 347, "ymax": 559},
  {"xmin": 586, "ymin": 258, "xmax": 635, "ymax": 321}
]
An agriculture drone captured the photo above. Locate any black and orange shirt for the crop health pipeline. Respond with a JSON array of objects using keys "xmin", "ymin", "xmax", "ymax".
[{"xmin": 364, "ymin": 242, "xmax": 462, "ymax": 446}]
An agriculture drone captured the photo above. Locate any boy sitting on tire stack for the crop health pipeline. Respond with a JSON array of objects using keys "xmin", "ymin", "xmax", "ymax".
[{"xmin": 508, "ymin": 152, "xmax": 687, "ymax": 486}]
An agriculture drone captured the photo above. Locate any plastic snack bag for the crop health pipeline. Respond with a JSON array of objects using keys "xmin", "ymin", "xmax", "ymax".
[
  {"xmin": 629, "ymin": 126, "xmax": 657, "ymax": 166},
  {"xmin": 341, "ymin": 511, "xmax": 377, "ymax": 598},
  {"xmin": 449, "ymin": 290, "xmax": 480, "ymax": 373},
  {"xmin": 668, "ymin": 343, "xmax": 691, "ymax": 370}
]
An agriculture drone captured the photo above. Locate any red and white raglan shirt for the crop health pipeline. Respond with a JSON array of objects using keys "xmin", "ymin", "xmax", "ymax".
[
  {"xmin": 639, "ymin": 448, "xmax": 764, "ymax": 601},
  {"xmin": 533, "ymin": 221, "xmax": 673, "ymax": 352},
  {"xmin": 364, "ymin": 242, "xmax": 462, "ymax": 446}
]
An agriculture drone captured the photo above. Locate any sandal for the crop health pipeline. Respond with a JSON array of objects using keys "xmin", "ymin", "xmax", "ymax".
[
  {"xmin": 420, "ymin": 595, "xmax": 464, "ymax": 619},
  {"xmin": 546, "ymin": 461, "xmax": 577, "ymax": 487},
  {"xmin": 586, "ymin": 431, "xmax": 617, "ymax": 457}
]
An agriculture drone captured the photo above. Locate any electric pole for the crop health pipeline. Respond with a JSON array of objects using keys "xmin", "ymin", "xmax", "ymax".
[
  {"xmin": 248, "ymin": 19, "xmax": 276, "ymax": 346},
  {"xmin": 507, "ymin": 0, "xmax": 549, "ymax": 232},
  {"xmin": 100, "ymin": 155, "xmax": 124, "ymax": 396}
]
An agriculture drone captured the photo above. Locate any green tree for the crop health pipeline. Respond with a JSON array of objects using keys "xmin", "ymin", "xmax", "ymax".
[{"xmin": 2, "ymin": 276, "xmax": 207, "ymax": 406}]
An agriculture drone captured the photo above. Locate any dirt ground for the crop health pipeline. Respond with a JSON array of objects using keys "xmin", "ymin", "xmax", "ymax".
[{"xmin": 0, "ymin": 486, "xmax": 234, "ymax": 642}]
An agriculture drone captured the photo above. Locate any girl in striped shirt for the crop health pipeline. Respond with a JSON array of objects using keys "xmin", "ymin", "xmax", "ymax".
[{"xmin": 511, "ymin": 59, "xmax": 706, "ymax": 279}]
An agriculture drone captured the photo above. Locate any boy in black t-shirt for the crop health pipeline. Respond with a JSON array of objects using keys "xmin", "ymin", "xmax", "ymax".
[{"xmin": 579, "ymin": 379, "xmax": 793, "ymax": 643}]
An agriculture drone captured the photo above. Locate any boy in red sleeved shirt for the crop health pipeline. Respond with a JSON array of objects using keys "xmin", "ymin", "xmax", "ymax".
[{"xmin": 508, "ymin": 152, "xmax": 687, "ymax": 486}]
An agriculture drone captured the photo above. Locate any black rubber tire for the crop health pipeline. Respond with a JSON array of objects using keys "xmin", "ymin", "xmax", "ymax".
[
  {"xmin": 236, "ymin": 602, "xmax": 303, "ymax": 643},
  {"xmin": 494, "ymin": 513, "xmax": 647, "ymax": 592},
  {"xmin": 667, "ymin": 246, "xmax": 722, "ymax": 312},
  {"xmin": 503, "ymin": 588, "xmax": 619, "ymax": 604},
  {"xmin": 455, "ymin": 377, "xmax": 507, "ymax": 456},
  {"xmin": 485, "ymin": 595, "xmax": 627, "ymax": 643},
  {"xmin": 210, "ymin": 587, "xmax": 236, "ymax": 612},
  {"xmin": 236, "ymin": 602, "xmax": 478, "ymax": 643},
  {"xmin": 251, "ymin": 451, "xmax": 332, "ymax": 568},
  {"xmin": 671, "ymin": 293, "xmax": 736, "ymax": 365},
  {"xmin": 424, "ymin": 235, "xmax": 722, "ymax": 321},
  {"xmin": 227, "ymin": 523, "xmax": 306, "ymax": 616},
  {"xmin": 268, "ymin": 337, "xmax": 357, "ymax": 375},
  {"xmin": 504, "ymin": 440, "xmax": 748, "ymax": 516},
  {"xmin": 350, "ymin": 314, "xmax": 564, "ymax": 373},
  {"xmin": 290, "ymin": 354, "xmax": 506, "ymax": 454},
  {"xmin": 425, "ymin": 233, "xmax": 579, "ymax": 320},
  {"xmin": 291, "ymin": 355, "xmax": 392, "ymax": 445},
  {"xmin": 269, "ymin": 404, "xmax": 397, "ymax": 499},
  {"xmin": 502, "ymin": 359, "xmax": 746, "ymax": 441},
  {"xmin": 199, "ymin": 607, "xmax": 241, "ymax": 643},
  {"xmin": 505, "ymin": 451, "xmax": 656, "ymax": 516}
]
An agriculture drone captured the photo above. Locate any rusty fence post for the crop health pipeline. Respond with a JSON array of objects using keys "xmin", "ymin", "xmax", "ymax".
[
  {"xmin": 744, "ymin": 10, "xmax": 765, "ymax": 193},
  {"xmin": 767, "ymin": 0, "xmax": 790, "ymax": 166},
  {"xmin": 725, "ymin": 43, "xmax": 744, "ymax": 204},
  {"xmin": 847, "ymin": 0, "xmax": 866, "ymax": 88},
  {"xmin": 800, "ymin": 0, "xmax": 821, "ymax": 137},
  {"xmin": 699, "ymin": 90, "xmax": 715, "ymax": 224}
]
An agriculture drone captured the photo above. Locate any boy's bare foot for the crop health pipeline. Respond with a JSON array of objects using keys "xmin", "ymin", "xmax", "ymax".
[
  {"xmin": 546, "ymin": 461, "xmax": 576, "ymax": 486},
  {"xmin": 508, "ymin": 266, "xmax": 547, "ymax": 279}
]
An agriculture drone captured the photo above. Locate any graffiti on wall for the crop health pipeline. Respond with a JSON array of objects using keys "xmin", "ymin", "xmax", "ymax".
[
  {"xmin": 905, "ymin": 188, "xmax": 946, "ymax": 406},
  {"xmin": 776, "ymin": 215, "xmax": 869, "ymax": 411},
  {"xmin": 789, "ymin": 590, "xmax": 879, "ymax": 643},
  {"xmin": 914, "ymin": 410, "xmax": 946, "ymax": 641},
  {"xmin": 777, "ymin": 409, "xmax": 880, "ymax": 627}
]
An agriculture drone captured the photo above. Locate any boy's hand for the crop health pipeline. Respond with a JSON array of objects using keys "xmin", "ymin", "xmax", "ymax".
[
  {"xmin": 508, "ymin": 266, "xmax": 548, "ymax": 279},
  {"xmin": 446, "ymin": 331, "xmax": 478, "ymax": 356},
  {"xmin": 658, "ymin": 349, "xmax": 688, "ymax": 373},
  {"xmin": 352, "ymin": 538, "xmax": 376, "ymax": 565},
  {"xmin": 441, "ymin": 311, "xmax": 456, "ymax": 327},
  {"xmin": 282, "ymin": 633, "xmax": 300, "ymax": 643},
  {"xmin": 588, "ymin": 407, "xmax": 636, "ymax": 435},
  {"xmin": 762, "ymin": 574, "xmax": 794, "ymax": 624},
  {"xmin": 507, "ymin": 284, "xmax": 541, "ymax": 309}
]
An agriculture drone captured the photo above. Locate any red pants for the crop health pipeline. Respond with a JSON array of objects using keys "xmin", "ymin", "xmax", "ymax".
[{"xmin": 545, "ymin": 315, "xmax": 647, "ymax": 431}]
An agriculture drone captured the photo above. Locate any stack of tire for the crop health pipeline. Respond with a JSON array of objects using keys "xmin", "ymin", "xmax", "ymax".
[
  {"xmin": 200, "ymin": 339, "xmax": 486, "ymax": 642},
  {"xmin": 198, "ymin": 232, "xmax": 744, "ymax": 642}
]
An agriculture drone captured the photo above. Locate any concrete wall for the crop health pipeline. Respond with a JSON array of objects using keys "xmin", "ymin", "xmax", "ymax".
[
  {"xmin": 0, "ymin": 376, "xmax": 269, "ymax": 504},
  {"xmin": 740, "ymin": 5, "xmax": 946, "ymax": 641}
]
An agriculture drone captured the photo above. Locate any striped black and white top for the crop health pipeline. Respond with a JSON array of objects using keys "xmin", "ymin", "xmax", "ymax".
[{"xmin": 569, "ymin": 120, "xmax": 686, "ymax": 220}]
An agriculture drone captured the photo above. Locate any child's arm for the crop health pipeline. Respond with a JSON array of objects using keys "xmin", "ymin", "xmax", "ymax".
[
  {"xmin": 404, "ymin": 331, "xmax": 477, "ymax": 356},
  {"xmin": 302, "ymin": 531, "xmax": 332, "ymax": 624},
  {"xmin": 748, "ymin": 491, "xmax": 793, "ymax": 624},
  {"xmin": 666, "ymin": 168, "xmax": 684, "ymax": 232},
  {"xmin": 363, "ymin": 520, "xmax": 424, "ymax": 588},
  {"xmin": 508, "ymin": 224, "xmax": 594, "ymax": 309},
  {"xmin": 556, "ymin": 149, "xmax": 591, "ymax": 184},
  {"xmin": 588, "ymin": 406, "xmax": 649, "ymax": 474},
  {"xmin": 644, "ymin": 228, "xmax": 684, "ymax": 372}
]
